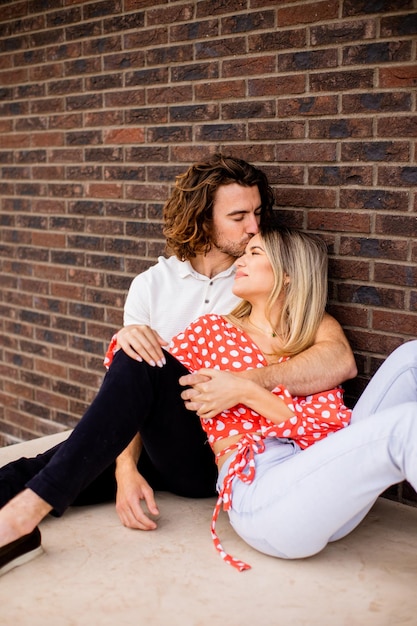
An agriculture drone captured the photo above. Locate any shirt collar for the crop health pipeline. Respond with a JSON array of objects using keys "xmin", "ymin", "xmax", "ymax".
[{"xmin": 176, "ymin": 258, "xmax": 236, "ymax": 280}]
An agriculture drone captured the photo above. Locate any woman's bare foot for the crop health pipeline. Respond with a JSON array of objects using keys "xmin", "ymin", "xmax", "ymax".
[{"xmin": 0, "ymin": 489, "xmax": 52, "ymax": 547}]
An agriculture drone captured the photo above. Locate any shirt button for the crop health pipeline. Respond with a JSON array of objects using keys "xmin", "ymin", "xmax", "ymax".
[{"xmin": 205, "ymin": 299, "xmax": 209, "ymax": 303}]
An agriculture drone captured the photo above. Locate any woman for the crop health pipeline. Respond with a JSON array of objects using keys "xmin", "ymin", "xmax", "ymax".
[
  {"xmin": 1, "ymin": 225, "xmax": 417, "ymax": 575},
  {"xmin": 169, "ymin": 225, "xmax": 417, "ymax": 571},
  {"xmin": 169, "ymin": 226, "xmax": 352, "ymax": 570}
]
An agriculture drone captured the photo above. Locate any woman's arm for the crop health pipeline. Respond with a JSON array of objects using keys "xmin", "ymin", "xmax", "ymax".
[{"xmin": 193, "ymin": 369, "xmax": 294, "ymax": 422}]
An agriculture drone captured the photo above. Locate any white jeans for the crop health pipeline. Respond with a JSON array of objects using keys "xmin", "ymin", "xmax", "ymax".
[{"xmin": 218, "ymin": 340, "xmax": 417, "ymax": 559}]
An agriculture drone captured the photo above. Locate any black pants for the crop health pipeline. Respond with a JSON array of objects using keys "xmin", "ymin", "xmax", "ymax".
[{"xmin": 0, "ymin": 350, "xmax": 217, "ymax": 515}]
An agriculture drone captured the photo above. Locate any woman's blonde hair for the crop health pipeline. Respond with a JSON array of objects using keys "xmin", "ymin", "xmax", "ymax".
[
  {"xmin": 228, "ymin": 226, "xmax": 329, "ymax": 357},
  {"xmin": 163, "ymin": 154, "xmax": 274, "ymax": 260}
]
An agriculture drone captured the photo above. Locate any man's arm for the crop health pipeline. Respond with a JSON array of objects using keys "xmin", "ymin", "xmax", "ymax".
[
  {"xmin": 180, "ymin": 313, "xmax": 357, "ymax": 414},
  {"xmin": 244, "ymin": 313, "xmax": 357, "ymax": 394},
  {"xmin": 111, "ymin": 325, "xmax": 169, "ymax": 529},
  {"xmin": 111, "ymin": 265, "xmax": 168, "ymax": 528},
  {"xmin": 114, "ymin": 433, "xmax": 160, "ymax": 530}
]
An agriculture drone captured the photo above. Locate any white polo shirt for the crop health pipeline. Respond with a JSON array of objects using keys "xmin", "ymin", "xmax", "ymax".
[{"xmin": 123, "ymin": 256, "xmax": 240, "ymax": 343}]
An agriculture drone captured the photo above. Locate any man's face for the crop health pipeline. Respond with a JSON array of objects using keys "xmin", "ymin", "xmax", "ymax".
[{"xmin": 211, "ymin": 184, "xmax": 262, "ymax": 258}]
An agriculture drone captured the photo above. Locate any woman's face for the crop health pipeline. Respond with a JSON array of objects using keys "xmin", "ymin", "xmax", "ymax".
[{"xmin": 232, "ymin": 234, "xmax": 275, "ymax": 302}]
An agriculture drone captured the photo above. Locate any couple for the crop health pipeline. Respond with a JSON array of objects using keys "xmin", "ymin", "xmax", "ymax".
[{"xmin": 1, "ymin": 155, "xmax": 416, "ymax": 575}]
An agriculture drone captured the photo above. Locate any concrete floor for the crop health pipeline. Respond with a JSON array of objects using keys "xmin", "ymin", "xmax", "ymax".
[{"xmin": 1, "ymin": 432, "xmax": 417, "ymax": 625}]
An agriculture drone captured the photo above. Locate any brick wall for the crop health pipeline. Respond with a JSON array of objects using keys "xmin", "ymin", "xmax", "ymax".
[{"xmin": 0, "ymin": 1, "xmax": 416, "ymax": 456}]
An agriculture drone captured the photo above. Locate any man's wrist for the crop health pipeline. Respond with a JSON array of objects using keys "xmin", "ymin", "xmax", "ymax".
[{"xmin": 115, "ymin": 454, "xmax": 139, "ymax": 476}]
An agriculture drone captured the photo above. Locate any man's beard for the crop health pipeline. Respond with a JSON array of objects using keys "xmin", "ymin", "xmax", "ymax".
[{"xmin": 212, "ymin": 233, "xmax": 252, "ymax": 258}]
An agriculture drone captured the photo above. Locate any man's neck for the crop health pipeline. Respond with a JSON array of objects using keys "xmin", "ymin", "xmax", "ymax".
[{"xmin": 189, "ymin": 250, "xmax": 235, "ymax": 278}]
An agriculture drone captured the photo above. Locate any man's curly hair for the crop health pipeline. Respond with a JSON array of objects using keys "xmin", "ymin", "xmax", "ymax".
[{"xmin": 163, "ymin": 154, "xmax": 275, "ymax": 260}]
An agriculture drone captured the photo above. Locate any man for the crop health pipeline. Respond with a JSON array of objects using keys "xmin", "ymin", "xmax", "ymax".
[
  {"xmin": 110, "ymin": 154, "xmax": 356, "ymax": 530},
  {"xmin": 0, "ymin": 154, "xmax": 356, "ymax": 540}
]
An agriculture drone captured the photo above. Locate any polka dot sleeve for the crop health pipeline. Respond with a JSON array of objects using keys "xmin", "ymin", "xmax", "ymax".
[{"xmin": 260, "ymin": 387, "xmax": 351, "ymax": 449}]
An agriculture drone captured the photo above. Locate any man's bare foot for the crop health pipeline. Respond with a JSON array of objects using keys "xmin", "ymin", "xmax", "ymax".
[{"xmin": 0, "ymin": 489, "xmax": 52, "ymax": 547}]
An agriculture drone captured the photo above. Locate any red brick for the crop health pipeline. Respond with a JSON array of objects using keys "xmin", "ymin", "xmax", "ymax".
[
  {"xmin": 348, "ymin": 330, "xmax": 402, "ymax": 356},
  {"xmin": 249, "ymin": 121, "xmax": 305, "ymax": 141},
  {"xmin": 31, "ymin": 98, "xmax": 65, "ymax": 115},
  {"xmin": 0, "ymin": 68, "xmax": 28, "ymax": 84},
  {"xmin": 126, "ymin": 183, "xmax": 169, "ymax": 201},
  {"xmin": 30, "ymin": 63, "xmax": 64, "ymax": 83},
  {"xmin": 309, "ymin": 211, "xmax": 371, "ymax": 232},
  {"xmin": 278, "ymin": 0, "xmax": 338, "ymax": 26},
  {"xmin": 147, "ymin": 85, "xmax": 193, "ymax": 105},
  {"xmin": 310, "ymin": 69, "xmax": 374, "ymax": 92},
  {"xmin": 343, "ymin": 42, "xmax": 412, "ymax": 67},
  {"xmin": 124, "ymin": 27, "xmax": 168, "ymax": 50},
  {"xmin": 249, "ymin": 75, "xmax": 305, "ymax": 97},
  {"xmin": 1, "ymin": 133, "xmax": 31, "ymax": 148},
  {"xmin": 337, "ymin": 282, "xmax": 405, "ymax": 309},
  {"xmin": 103, "ymin": 128, "xmax": 145, "ymax": 144},
  {"xmin": 124, "ymin": 0, "xmax": 164, "ymax": 9},
  {"xmin": 197, "ymin": 0, "xmax": 247, "ymax": 18},
  {"xmin": 341, "ymin": 141, "xmax": 410, "ymax": 162},
  {"xmin": 373, "ymin": 311, "xmax": 416, "ymax": 337},
  {"xmin": 32, "ymin": 232, "xmax": 66, "ymax": 248},
  {"xmin": 328, "ymin": 258, "xmax": 371, "ymax": 280},
  {"xmin": 377, "ymin": 116, "xmax": 417, "ymax": 137},
  {"xmin": 172, "ymin": 20, "xmax": 221, "ymax": 45},
  {"xmin": 249, "ymin": 28, "xmax": 306, "ymax": 52},
  {"xmin": 339, "ymin": 236, "xmax": 408, "ymax": 261},
  {"xmin": 328, "ymin": 303, "xmax": 368, "ymax": 328},
  {"xmin": 377, "ymin": 166, "xmax": 417, "ymax": 187},
  {"xmin": 221, "ymin": 11, "xmax": 275, "ymax": 35},
  {"xmin": 277, "ymin": 188, "xmax": 337, "ymax": 208},
  {"xmin": 309, "ymin": 118, "xmax": 372, "ymax": 139},
  {"xmin": 274, "ymin": 143, "xmax": 336, "ymax": 162},
  {"xmin": 87, "ymin": 183, "xmax": 123, "ymax": 199},
  {"xmin": 308, "ymin": 166, "xmax": 373, "ymax": 186},
  {"xmin": 379, "ymin": 65, "xmax": 417, "ymax": 88},
  {"xmin": 195, "ymin": 80, "xmax": 246, "ymax": 100},
  {"xmin": 49, "ymin": 113, "xmax": 84, "ymax": 129},
  {"xmin": 374, "ymin": 261, "xmax": 417, "ymax": 286},
  {"xmin": 0, "ymin": 1, "xmax": 27, "ymax": 19},
  {"xmin": 279, "ymin": 49, "xmax": 337, "ymax": 72},
  {"xmin": 147, "ymin": 4, "xmax": 195, "ymax": 26},
  {"xmin": 64, "ymin": 55, "xmax": 101, "ymax": 76},
  {"xmin": 104, "ymin": 88, "xmax": 145, "ymax": 107},
  {"xmin": 339, "ymin": 189, "xmax": 409, "ymax": 211},
  {"xmin": 223, "ymin": 55, "xmax": 276, "ymax": 78},
  {"xmin": 32, "ymin": 165, "xmax": 65, "ymax": 179},
  {"xmin": 278, "ymin": 95, "xmax": 337, "ymax": 117},
  {"xmin": 195, "ymin": 35, "xmax": 246, "ymax": 59},
  {"xmin": 311, "ymin": 20, "xmax": 376, "ymax": 45},
  {"xmin": 262, "ymin": 164, "xmax": 304, "ymax": 185}
]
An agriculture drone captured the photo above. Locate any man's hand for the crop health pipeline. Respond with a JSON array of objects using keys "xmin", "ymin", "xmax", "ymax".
[
  {"xmin": 115, "ymin": 469, "xmax": 160, "ymax": 530},
  {"xmin": 180, "ymin": 369, "xmax": 246, "ymax": 418},
  {"xmin": 117, "ymin": 324, "xmax": 169, "ymax": 366}
]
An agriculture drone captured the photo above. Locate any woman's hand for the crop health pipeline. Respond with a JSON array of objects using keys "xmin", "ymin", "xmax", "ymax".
[
  {"xmin": 117, "ymin": 324, "xmax": 169, "ymax": 367},
  {"xmin": 179, "ymin": 368, "xmax": 248, "ymax": 419},
  {"xmin": 115, "ymin": 468, "xmax": 160, "ymax": 531}
]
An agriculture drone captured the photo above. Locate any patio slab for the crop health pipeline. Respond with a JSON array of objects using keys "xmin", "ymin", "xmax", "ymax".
[{"xmin": 1, "ymin": 432, "xmax": 417, "ymax": 625}]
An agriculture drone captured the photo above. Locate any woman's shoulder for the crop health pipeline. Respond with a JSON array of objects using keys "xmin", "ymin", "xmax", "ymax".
[
  {"xmin": 178, "ymin": 315, "xmax": 237, "ymax": 340},
  {"xmin": 187, "ymin": 313, "xmax": 230, "ymax": 329}
]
